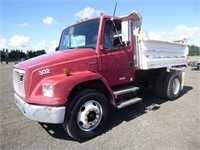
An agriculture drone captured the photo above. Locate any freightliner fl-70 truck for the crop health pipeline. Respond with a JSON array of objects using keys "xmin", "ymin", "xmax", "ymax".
[{"xmin": 13, "ymin": 11, "xmax": 188, "ymax": 141}]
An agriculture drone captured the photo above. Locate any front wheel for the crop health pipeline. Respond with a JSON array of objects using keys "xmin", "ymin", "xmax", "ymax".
[{"xmin": 63, "ymin": 89, "xmax": 109, "ymax": 141}]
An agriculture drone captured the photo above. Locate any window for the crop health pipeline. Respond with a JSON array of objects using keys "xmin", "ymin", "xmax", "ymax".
[
  {"xmin": 104, "ymin": 20, "xmax": 113, "ymax": 49},
  {"xmin": 59, "ymin": 19, "xmax": 100, "ymax": 50},
  {"xmin": 63, "ymin": 35, "xmax": 86, "ymax": 48},
  {"xmin": 103, "ymin": 19, "xmax": 126, "ymax": 50}
]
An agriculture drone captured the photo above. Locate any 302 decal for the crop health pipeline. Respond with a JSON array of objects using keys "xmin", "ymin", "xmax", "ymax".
[{"xmin": 38, "ymin": 68, "xmax": 50, "ymax": 75}]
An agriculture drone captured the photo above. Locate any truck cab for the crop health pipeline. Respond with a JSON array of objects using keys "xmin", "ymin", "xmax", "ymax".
[{"xmin": 58, "ymin": 15, "xmax": 136, "ymax": 86}]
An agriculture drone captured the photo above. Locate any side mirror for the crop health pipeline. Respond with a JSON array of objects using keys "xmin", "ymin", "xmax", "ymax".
[{"xmin": 121, "ymin": 20, "xmax": 130, "ymax": 43}]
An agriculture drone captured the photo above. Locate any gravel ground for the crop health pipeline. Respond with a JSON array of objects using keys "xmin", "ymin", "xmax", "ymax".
[{"xmin": 0, "ymin": 63, "xmax": 200, "ymax": 150}]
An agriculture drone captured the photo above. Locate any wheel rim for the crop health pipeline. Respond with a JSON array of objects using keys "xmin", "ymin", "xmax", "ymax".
[
  {"xmin": 172, "ymin": 78, "xmax": 180, "ymax": 95},
  {"xmin": 77, "ymin": 100, "xmax": 103, "ymax": 131}
]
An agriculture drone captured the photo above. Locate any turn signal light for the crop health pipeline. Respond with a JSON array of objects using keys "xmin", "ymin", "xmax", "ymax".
[{"xmin": 64, "ymin": 68, "xmax": 70, "ymax": 76}]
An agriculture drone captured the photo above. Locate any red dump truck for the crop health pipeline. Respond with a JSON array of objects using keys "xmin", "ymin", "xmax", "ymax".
[{"xmin": 13, "ymin": 11, "xmax": 188, "ymax": 141}]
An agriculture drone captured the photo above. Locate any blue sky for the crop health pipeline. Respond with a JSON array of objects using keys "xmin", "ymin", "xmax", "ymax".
[{"xmin": 1, "ymin": 0, "xmax": 199, "ymax": 53}]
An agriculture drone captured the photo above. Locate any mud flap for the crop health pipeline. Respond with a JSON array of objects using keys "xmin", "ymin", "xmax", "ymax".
[{"xmin": 180, "ymin": 71, "xmax": 185, "ymax": 90}]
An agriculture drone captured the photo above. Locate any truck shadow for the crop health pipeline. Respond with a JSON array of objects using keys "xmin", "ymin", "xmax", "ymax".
[
  {"xmin": 105, "ymin": 85, "xmax": 193, "ymax": 131},
  {"xmin": 39, "ymin": 123, "xmax": 75, "ymax": 141},
  {"xmin": 39, "ymin": 85, "xmax": 193, "ymax": 142}
]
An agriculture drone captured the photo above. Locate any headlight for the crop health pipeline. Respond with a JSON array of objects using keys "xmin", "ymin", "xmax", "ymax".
[{"xmin": 42, "ymin": 84, "xmax": 53, "ymax": 97}]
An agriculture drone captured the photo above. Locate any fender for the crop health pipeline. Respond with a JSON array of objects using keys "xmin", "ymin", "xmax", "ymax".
[{"xmin": 29, "ymin": 71, "xmax": 115, "ymax": 106}]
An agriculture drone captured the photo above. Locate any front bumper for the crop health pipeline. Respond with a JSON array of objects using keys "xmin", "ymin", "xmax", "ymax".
[{"xmin": 14, "ymin": 93, "xmax": 66, "ymax": 124}]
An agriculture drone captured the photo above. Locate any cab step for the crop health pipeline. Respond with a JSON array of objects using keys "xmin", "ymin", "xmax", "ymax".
[
  {"xmin": 113, "ymin": 86, "xmax": 142, "ymax": 109},
  {"xmin": 116, "ymin": 97, "xmax": 142, "ymax": 109},
  {"xmin": 113, "ymin": 86, "xmax": 139, "ymax": 98}
]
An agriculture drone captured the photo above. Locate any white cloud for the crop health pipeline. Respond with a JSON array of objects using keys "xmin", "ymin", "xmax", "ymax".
[
  {"xmin": 17, "ymin": 23, "xmax": 28, "ymax": 27},
  {"xmin": 9, "ymin": 35, "xmax": 30, "ymax": 49},
  {"xmin": 194, "ymin": 41, "xmax": 200, "ymax": 47},
  {"xmin": 47, "ymin": 40, "xmax": 59, "ymax": 53},
  {"xmin": 33, "ymin": 40, "xmax": 59, "ymax": 53},
  {"xmin": 0, "ymin": 38, "xmax": 8, "ymax": 49},
  {"xmin": 38, "ymin": 40, "xmax": 47, "ymax": 49},
  {"xmin": 1, "ymin": 35, "xmax": 58, "ymax": 53},
  {"xmin": 43, "ymin": 16, "xmax": 57, "ymax": 25},
  {"xmin": 146, "ymin": 31, "xmax": 162, "ymax": 40},
  {"xmin": 146, "ymin": 25, "xmax": 200, "ymax": 45},
  {"xmin": 50, "ymin": 40, "xmax": 59, "ymax": 51},
  {"xmin": 74, "ymin": 6, "xmax": 103, "ymax": 19},
  {"xmin": 0, "ymin": 36, "xmax": 30, "ymax": 50},
  {"xmin": 175, "ymin": 25, "xmax": 199, "ymax": 39}
]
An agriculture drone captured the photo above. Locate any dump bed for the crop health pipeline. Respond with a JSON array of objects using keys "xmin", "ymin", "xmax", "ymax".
[
  {"xmin": 123, "ymin": 10, "xmax": 188, "ymax": 70},
  {"xmin": 134, "ymin": 34, "xmax": 188, "ymax": 70}
]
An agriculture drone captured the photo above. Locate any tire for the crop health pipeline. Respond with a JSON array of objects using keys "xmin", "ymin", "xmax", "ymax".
[
  {"xmin": 163, "ymin": 71, "xmax": 182, "ymax": 100},
  {"xmin": 197, "ymin": 65, "xmax": 200, "ymax": 70},
  {"xmin": 154, "ymin": 72, "xmax": 166, "ymax": 99},
  {"xmin": 63, "ymin": 89, "xmax": 109, "ymax": 141}
]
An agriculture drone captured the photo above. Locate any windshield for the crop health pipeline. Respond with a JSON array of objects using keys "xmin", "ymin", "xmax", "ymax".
[{"xmin": 59, "ymin": 19, "xmax": 100, "ymax": 50}]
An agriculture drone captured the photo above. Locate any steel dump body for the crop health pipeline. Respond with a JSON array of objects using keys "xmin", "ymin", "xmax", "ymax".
[
  {"xmin": 135, "ymin": 37, "xmax": 188, "ymax": 70},
  {"xmin": 124, "ymin": 11, "xmax": 188, "ymax": 70}
]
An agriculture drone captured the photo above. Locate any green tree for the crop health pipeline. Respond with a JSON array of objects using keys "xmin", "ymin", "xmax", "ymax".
[
  {"xmin": 188, "ymin": 45, "xmax": 200, "ymax": 56},
  {"xmin": 0, "ymin": 49, "xmax": 6, "ymax": 61}
]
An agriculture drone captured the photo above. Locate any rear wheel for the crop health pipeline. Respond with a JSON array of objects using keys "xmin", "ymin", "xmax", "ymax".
[
  {"xmin": 163, "ymin": 71, "xmax": 182, "ymax": 100},
  {"xmin": 63, "ymin": 89, "xmax": 109, "ymax": 141}
]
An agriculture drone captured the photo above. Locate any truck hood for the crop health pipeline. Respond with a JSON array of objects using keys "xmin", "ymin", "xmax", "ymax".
[
  {"xmin": 15, "ymin": 48, "xmax": 96, "ymax": 70},
  {"xmin": 14, "ymin": 48, "xmax": 98, "ymax": 101}
]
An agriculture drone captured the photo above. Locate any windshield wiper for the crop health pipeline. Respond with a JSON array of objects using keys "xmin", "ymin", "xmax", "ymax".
[
  {"xmin": 67, "ymin": 47, "xmax": 78, "ymax": 49},
  {"xmin": 77, "ymin": 46, "xmax": 95, "ymax": 49},
  {"xmin": 66, "ymin": 46, "xmax": 95, "ymax": 50}
]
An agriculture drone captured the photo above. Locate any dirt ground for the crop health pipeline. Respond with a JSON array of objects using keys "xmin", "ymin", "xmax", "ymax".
[{"xmin": 0, "ymin": 62, "xmax": 200, "ymax": 150}]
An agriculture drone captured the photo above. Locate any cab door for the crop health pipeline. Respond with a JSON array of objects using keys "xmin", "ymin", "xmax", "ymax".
[{"xmin": 99, "ymin": 19, "xmax": 134, "ymax": 86}]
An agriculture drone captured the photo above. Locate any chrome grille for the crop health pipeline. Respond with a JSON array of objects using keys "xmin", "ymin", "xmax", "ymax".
[{"xmin": 13, "ymin": 69, "xmax": 26, "ymax": 97}]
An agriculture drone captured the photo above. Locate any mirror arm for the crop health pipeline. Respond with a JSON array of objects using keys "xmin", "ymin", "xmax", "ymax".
[{"xmin": 55, "ymin": 46, "xmax": 59, "ymax": 51}]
